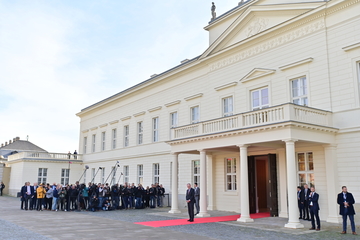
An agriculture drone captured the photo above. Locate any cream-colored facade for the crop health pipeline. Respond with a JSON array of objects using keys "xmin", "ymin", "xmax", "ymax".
[{"xmin": 77, "ymin": 0, "xmax": 360, "ymax": 228}]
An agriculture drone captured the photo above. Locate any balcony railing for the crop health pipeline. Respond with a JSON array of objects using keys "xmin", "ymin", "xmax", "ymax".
[
  {"xmin": 171, "ymin": 103, "xmax": 332, "ymax": 140},
  {"xmin": 8, "ymin": 152, "xmax": 82, "ymax": 161}
]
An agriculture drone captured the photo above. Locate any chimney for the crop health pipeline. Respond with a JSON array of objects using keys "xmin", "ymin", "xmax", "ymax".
[
  {"xmin": 5, "ymin": 142, "xmax": 7, "ymax": 146},
  {"xmin": 9, "ymin": 140, "xmax": 12, "ymax": 144},
  {"xmin": 150, "ymin": 74, "xmax": 158, "ymax": 78},
  {"xmin": 13, "ymin": 138, "xmax": 16, "ymax": 142},
  {"xmin": 16, "ymin": 137, "xmax": 20, "ymax": 141},
  {"xmin": 1, "ymin": 144, "xmax": 3, "ymax": 147},
  {"xmin": 181, "ymin": 59, "xmax": 189, "ymax": 64}
]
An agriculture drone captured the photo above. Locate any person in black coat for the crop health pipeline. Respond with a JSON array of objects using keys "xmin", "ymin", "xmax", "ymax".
[
  {"xmin": 300, "ymin": 184, "xmax": 310, "ymax": 220},
  {"xmin": 297, "ymin": 186, "xmax": 304, "ymax": 219},
  {"xmin": 337, "ymin": 186, "xmax": 357, "ymax": 235},
  {"xmin": 308, "ymin": 187, "xmax": 320, "ymax": 231},
  {"xmin": 186, "ymin": 183, "xmax": 195, "ymax": 222},
  {"xmin": 0, "ymin": 182, "xmax": 5, "ymax": 196}
]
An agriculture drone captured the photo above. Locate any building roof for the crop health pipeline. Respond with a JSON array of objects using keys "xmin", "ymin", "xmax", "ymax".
[{"xmin": 0, "ymin": 140, "xmax": 47, "ymax": 152}]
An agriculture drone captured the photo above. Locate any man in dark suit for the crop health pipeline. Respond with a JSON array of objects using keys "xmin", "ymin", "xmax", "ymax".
[
  {"xmin": 337, "ymin": 186, "xmax": 357, "ymax": 235},
  {"xmin": 194, "ymin": 183, "xmax": 200, "ymax": 215},
  {"xmin": 186, "ymin": 183, "xmax": 195, "ymax": 222},
  {"xmin": 301, "ymin": 184, "xmax": 310, "ymax": 220},
  {"xmin": 21, "ymin": 182, "xmax": 34, "ymax": 210},
  {"xmin": 308, "ymin": 186, "xmax": 320, "ymax": 231},
  {"xmin": 297, "ymin": 186, "xmax": 304, "ymax": 219}
]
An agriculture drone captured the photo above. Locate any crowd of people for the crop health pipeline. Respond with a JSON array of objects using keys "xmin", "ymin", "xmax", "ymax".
[
  {"xmin": 19, "ymin": 181, "xmax": 166, "ymax": 212},
  {"xmin": 297, "ymin": 184, "xmax": 357, "ymax": 235}
]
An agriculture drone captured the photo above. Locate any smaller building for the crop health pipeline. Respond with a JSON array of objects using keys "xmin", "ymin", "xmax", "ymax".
[{"xmin": 0, "ymin": 137, "xmax": 84, "ymax": 196}]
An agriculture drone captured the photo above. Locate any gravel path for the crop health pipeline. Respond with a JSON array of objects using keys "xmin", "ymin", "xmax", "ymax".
[{"xmin": 0, "ymin": 218, "xmax": 51, "ymax": 240}]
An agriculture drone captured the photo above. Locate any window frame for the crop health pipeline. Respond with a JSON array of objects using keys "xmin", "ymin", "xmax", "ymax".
[
  {"xmin": 152, "ymin": 117, "xmax": 159, "ymax": 142},
  {"xmin": 101, "ymin": 167, "xmax": 105, "ymax": 184},
  {"xmin": 137, "ymin": 164, "xmax": 143, "ymax": 185},
  {"xmin": 137, "ymin": 121, "xmax": 143, "ymax": 145},
  {"xmin": 123, "ymin": 165, "xmax": 129, "ymax": 184},
  {"xmin": 170, "ymin": 112, "xmax": 178, "ymax": 128},
  {"xmin": 124, "ymin": 125, "xmax": 129, "ymax": 147},
  {"xmin": 83, "ymin": 137, "xmax": 87, "ymax": 154},
  {"xmin": 38, "ymin": 168, "xmax": 48, "ymax": 185},
  {"xmin": 192, "ymin": 160, "xmax": 200, "ymax": 186},
  {"xmin": 101, "ymin": 132, "xmax": 106, "ymax": 151},
  {"xmin": 225, "ymin": 158, "xmax": 237, "ymax": 191},
  {"xmin": 222, "ymin": 96, "xmax": 234, "ymax": 117},
  {"xmin": 92, "ymin": 134, "xmax": 96, "ymax": 153},
  {"xmin": 153, "ymin": 163, "xmax": 160, "ymax": 184},
  {"xmin": 291, "ymin": 76, "xmax": 308, "ymax": 106},
  {"xmin": 297, "ymin": 152, "xmax": 315, "ymax": 187},
  {"xmin": 112, "ymin": 128, "xmax": 117, "ymax": 150},
  {"xmin": 251, "ymin": 87, "xmax": 269, "ymax": 110},
  {"xmin": 60, "ymin": 168, "xmax": 70, "ymax": 185},
  {"xmin": 190, "ymin": 106, "xmax": 200, "ymax": 124}
]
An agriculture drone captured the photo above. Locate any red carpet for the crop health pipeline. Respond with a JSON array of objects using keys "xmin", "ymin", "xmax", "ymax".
[{"xmin": 135, "ymin": 212, "xmax": 270, "ymax": 228}]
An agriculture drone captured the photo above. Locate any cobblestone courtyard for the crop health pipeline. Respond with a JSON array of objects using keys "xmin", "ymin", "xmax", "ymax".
[{"xmin": 0, "ymin": 196, "xmax": 358, "ymax": 240}]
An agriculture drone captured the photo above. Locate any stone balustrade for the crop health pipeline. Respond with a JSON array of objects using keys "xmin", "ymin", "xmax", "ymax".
[
  {"xmin": 171, "ymin": 103, "xmax": 332, "ymax": 140},
  {"xmin": 8, "ymin": 152, "xmax": 82, "ymax": 161}
]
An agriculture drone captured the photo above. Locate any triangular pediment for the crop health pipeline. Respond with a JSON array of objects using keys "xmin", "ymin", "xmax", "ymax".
[
  {"xmin": 240, "ymin": 68, "xmax": 276, "ymax": 82},
  {"xmin": 201, "ymin": 0, "xmax": 327, "ymax": 59}
]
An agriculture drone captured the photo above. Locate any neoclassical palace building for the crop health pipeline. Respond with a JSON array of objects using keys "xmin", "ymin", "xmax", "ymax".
[{"xmin": 76, "ymin": 0, "xmax": 360, "ymax": 228}]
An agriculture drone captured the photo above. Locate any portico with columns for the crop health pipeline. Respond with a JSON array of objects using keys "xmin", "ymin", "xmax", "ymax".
[{"xmin": 168, "ymin": 120, "xmax": 338, "ymax": 228}]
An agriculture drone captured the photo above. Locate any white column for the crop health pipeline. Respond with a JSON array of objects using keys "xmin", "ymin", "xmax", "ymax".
[
  {"xmin": 237, "ymin": 145, "xmax": 254, "ymax": 222},
  {"xmin": 207, "ymin": 154, "xmax": 215, "ymax": 210},
  {"xmin": 197, "ymin": 150, "xmax": 210, "ymax": 217},
  {"xmin": 169, "ymin": 153, "xmax": 181, "ymax": 214},
  {"xmin": 283, "ymin": 139, "xmax": 304, "ymax": 228},
  {"xmin": 277, "ymin": 148, "xmax": 288, "ymax": 218},
  {"xmin": 324, "ymin": 144, "xmax": 342, "ymax": 223}
]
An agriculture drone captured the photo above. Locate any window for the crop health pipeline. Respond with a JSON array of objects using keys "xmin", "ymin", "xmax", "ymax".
[
  {"xmin": 101, "ymin": 132, "xmax": 106, "ymax": 151},
  {"xmin": 170, "ymin": 112, "xmax": 178, "ymax": 128},
  {"xmin": 112, "ymin": 129, "xmax": 117, "ymax": 149},
  {"xmin": 101, "ymin": 167, "xmax": 105, "ymax": 184},
  {"xmin": 191, "ymin": 106, "xmax": 200, "ymax": 123},
  {"xmin": 291, "ymin": 77, "xmax": 308, "ymax": 106},
  {"xmin": 123, "ymin": 165, "xmax": 129, "ymax": 183},
  {"xmin": 297, "ymin": 152, "xmax": 314, "ymax": 187},
  {"xmin": 193, "ymin": 160, "xmax": 200, "ymax": 186},
  {"xmin": 222, "ymin": 96, "xmax": 233, "ymax": 116},
  {"xmin": 91, "ymin": 168, "xmax": 95, "ymax": 182},
  {"xmin": 61, "ymin": 169, "xmax": 70, "ymax": 185},
  {"xmin": 153, "ymin": 163, "xmax": 160, "ymax": 184},
  {"xmin": 225, "ymin": 158, "xmax": 237, "ymax": 191},
  {"xmin": 137, "ymin": 165, "xmax": 143, "ymax": 185},
  {"xmin": 124, "ymin": 125, "xmax": 129, "ymax": 147},
  {"xmin": 83, "ymin": 137, "xmax": 87, "ymax": 154},
  {"xmin": 38, "ymin": 168, "xmax": 47, "ymax": 184},
  {"xmin": 153, "ymin": 117, "xmax": 159, "ymax": 142},
  {"xmin": 111, "ymin": 166, "xmax": 116, "ymax": 185},
  {"xmin": 92, "ymin": 134, "xmax": 96, "ymax": 153},
  {"xmin": 251, "ymin": 87, "xmax": 269, "ymax": 110},
  {"xmin": 137, "ymin": 122, "xmax": 143, "ymax": 145}
]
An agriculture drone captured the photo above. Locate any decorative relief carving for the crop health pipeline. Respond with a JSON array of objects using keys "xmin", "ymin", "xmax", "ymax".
[
  {"xmin": 246, "ymin": 18, "xmax": 269, "ymax": 37},
  {"xmin": 209, "ymin": 19, "xmax": 325, "ymax": 72}
]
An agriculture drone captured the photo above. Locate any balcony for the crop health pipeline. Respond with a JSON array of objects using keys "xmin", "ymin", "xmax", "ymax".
[
  {"xmin": 8, "ymin": 152, "xmax": 83, "ymax": 162},
  {"xmin": 171, "ymin": 103, "xmax": 332, "ymax": 140}
]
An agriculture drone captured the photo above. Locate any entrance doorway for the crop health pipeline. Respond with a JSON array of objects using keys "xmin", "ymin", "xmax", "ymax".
[{"xmin": 248, "ymin": 154, "xmax": 278, "ymax": 216}]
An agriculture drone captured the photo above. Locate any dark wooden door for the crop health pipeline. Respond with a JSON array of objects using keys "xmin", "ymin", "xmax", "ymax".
[
  {"xmin": 268, "ymin": 154, "xmax": 279, "ymax": 217},
  {"xmin": 248, "ymin": 156, "xmax": 256, "ymax": 214}
]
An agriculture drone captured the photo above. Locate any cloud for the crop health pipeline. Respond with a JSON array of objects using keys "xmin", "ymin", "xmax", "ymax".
[{"xmin": 0, "ymin": 0, "xmax": 240, "ymax": 152}]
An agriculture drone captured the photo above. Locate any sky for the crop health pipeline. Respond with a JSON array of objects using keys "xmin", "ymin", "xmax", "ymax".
[{"xmin": 0, "ymin": 0, "xmax": 243, "ymax": 153}]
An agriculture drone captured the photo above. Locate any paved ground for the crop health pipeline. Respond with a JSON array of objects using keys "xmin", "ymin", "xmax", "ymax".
[{"xmin": 0, "ymin": 196, "xmax": 359, "ymax": 240}]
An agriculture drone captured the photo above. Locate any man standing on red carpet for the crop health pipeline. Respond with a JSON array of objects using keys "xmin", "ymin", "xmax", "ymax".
[{"xmin": 186, "ymin": 183, "xmax": 195, "ymax": 222}]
